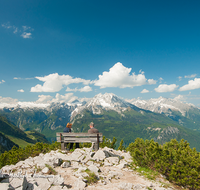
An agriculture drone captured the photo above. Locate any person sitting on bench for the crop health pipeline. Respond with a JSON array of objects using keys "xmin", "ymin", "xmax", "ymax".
[
  {"xmin": 88, "ymin": 122, "xmax": 99, "ymax": 150},
  {"xmin": 63, "ymin": 123, "xmax": 79, "ymax": 149},
  {"xmin": 88, "ymin": 122, "xmax": 99, "ymax": 133}
]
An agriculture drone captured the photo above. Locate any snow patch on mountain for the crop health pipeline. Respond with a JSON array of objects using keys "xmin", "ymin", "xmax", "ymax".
[
  {"xmin": 130, "ymin": 96, "xmax": 198, "ymax": 116},
  {"xmin": 70, "ymin": 93, "xmax": 139, "ymax": 120},
  {"xmin": 0, "ymin": 102, "xmax": 50, "ymax": 109}
]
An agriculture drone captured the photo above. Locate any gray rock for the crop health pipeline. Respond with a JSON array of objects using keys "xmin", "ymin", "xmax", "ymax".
[
  {"xmin": 88, "ymin": 165, "xmax": 100, "ymax": 174},
  {"xmin": 24, "ymin": 157, "xmax": 35, "ymax": 167},
  {"xmin": 22, "ymin": 176, "xmax": 29, "ymax": 190},
  {"xmin": 105, "ymin": 157, "xmax": 119, "ymax": 165},
  {"xmin": 77, "ymin": 167, "xmax": 87, "ymax": 173},
  {"xmin": 53, "ymin": 158, "xmax": 62, "ymax": 167},
  {"xmin": 93, "ymin": 150, "xmax": 109, "ymax": 161},
  {"xmin": 35, "ymin": 178, "xmax": 52, "ymax": 190},
  {"xmin": 86, "ymin": 161, "xmax": 94, "ymax": 166},
  {"xmin": 71, "ymin": 161, "xmax": 81, "ymax": 169},
  {"xmin": 10, "ymin": 178, "xmax": 23, "ymax": 189},
  {"xmin": 61, "ymin": 161, "xmax": 71, "ymax": 168},
  {"xmin": 90, "ymin": 152, "xmax": 95, "ymax": 157},
  {"xmin": 49, "ymin": 175, "xmax": 64, "ymax": 186},
  {"xmin": 117, "ymin": 163, "xmax": 127, "ymax": 169},
  {"xmin": 0, "ymin": 183, "xmax": 14, "ymax": 190},
  {"xmin": 133, "ymin": 184, "xmax": 145, "ymax": 189},
  {"xmin": 118, "ymin": 182, "xmax": 133, "ymax": 190},
  {"xmin": 74, "ymin": 179, "xmax": 86, "ymax": 190},
  {"xmin": 103, "ymin": 159, "xmax": 113, "ymax": 167},
  {"xmin": 42, "ymin": 167, "xmax": 49, "ymax": 174},
  {"xmin": 69, "ymin": 149, "xmax": 83, "ymax": 161}
]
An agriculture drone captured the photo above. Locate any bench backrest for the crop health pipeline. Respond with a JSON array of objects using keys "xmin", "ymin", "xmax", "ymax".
[{"xmin": 56, "ymin": 133, "xmax": 103, "ymax": 143}]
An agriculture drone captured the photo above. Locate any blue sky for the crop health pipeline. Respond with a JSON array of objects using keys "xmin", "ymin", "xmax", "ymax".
[{"xmin": 1, "ymin": 0, "xmax": 200, "ymax": 106}]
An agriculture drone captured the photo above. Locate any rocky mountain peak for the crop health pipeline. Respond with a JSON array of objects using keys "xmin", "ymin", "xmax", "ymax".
[
  {"xmin": 131, "ymin": 96, "xmax": 199, "ymax": 117},
  {"xmin": 71, "ymin": 93, "xmax": 138, "ymax": 118}
]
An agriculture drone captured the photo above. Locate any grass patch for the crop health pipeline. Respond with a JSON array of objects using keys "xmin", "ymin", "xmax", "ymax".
[
  {"xmin": 84, "ymin": 169, "xmax": 99, "ymax": 184},
  {"xmin": 34, "ymin": 165, "xmax": 42, "ymax": 173},
  {"xmin": 134, "ymin": 166, "xmax": 159, "ymax": 181},
  {"xmin": 45, "ymin": 164, "xmax": 57, "ymax": 175},
  {"xmin": 6, "ymin": 135, "xmax": 34, "ymax": 148}
]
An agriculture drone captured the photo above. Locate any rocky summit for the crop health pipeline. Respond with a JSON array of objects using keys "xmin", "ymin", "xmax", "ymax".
[{"xmin": 0, "ymin": 147, "xmax": 175, "ymax": 190}]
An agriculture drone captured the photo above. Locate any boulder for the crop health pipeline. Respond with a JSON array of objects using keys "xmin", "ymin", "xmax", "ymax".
[
  {"xmin": 0, "ymin": 183, "xmax": 14, "ymax": 190},
  {"xmin": 53, "ymin": 158, "xmax": 62, "ymax": 167},
  {"xmin": 103, "ymin": 159, "xmax": 113, "ymax": 167},
  {"xmin": 133, "ymin": 184, "xmax": 146, "ymax": 189},
  {"xmin": 22, "ymin": 176, "xmax": 29, "ymax": 190},
  {"xmin": 88, "ymin": 165, "xmax": 100, "ymax": 174},
  {"xmin": 49, "ymin": 175, "xmax": 64, "ymax": 186},
  {"xmin": 86, "ymin": 160, "xmax": 93, "ymax": 166},
  {"xmin": 68, "ymin": 149, "xmax": 83, "ymax": 161},
  {"xmin": 93, "ymin": 150, "xmax": 109, "ymax": 161},
  {"xmin": 42, "ymin": 167, "xmax": 49, "ymax": 174},
  {"xmin": 77, "ymin": 167, "xmax": 87, "ymax": 173},
  {"xmin": 105, "ymin": 157, "xmax": 119, "ymax": 165},
  {"xmin": 61, "ymin": 161, "xmax": 71, "ymax": 168},
  {"xmin": 74, "ymin": 179, "xmax": 86, "ymax": 190},
  {"xmin": 117, "ymin": 163, "xmax": 127, "ymax": 169},
  {"xmin": 9, "ymin": 178, "xmax": 23, "ymax": 189},
  {"xmin": 35, "ymin": 178, "xmax": 52, "ymax": 190}
]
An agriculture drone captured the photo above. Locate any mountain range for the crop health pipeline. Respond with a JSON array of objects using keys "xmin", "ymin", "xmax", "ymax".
[
  {"xmin": 0, "ymin": 93, "xmax": 200, "ymax": 150},
  {"xmin": 130, "ymin": 96, "xmax": 200, "ymax": 131}
]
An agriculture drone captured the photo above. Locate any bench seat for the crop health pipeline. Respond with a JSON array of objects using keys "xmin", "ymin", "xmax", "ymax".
[{"xmin": 56, "ymin": 132, "xmax": 103, "ymax": 151}]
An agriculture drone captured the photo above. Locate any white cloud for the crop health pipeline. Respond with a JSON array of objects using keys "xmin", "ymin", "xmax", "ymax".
[
  {"xmin": 0, "ymin": 96, "xmax": 18, "ymax": 104},
  {"xmin": 0, "ymin": 80, "xmax": 5, "ymax": 84},
  {"xmin": 159, "ymin": 77, "xmax": 164, "ymax": 83},
  {"xmin": 155, "ymin": 84, "xmax": 178, "ymax": 93},
  {"xmin": 2, "ymin": 22, "xmax": 33, "ymax": 38},
  {"xmin": 179, "ymin": 78, "xmax": 200, "ymax": 91},
  {"xmin": 21, "ymin": 32, "xmax": 32, "ymax": 39},
  {"xmin": 36, "ymin": 95, "xmax": 53, "ymax": 103},
  {"xmin": 178, "ymin": 76, "xmax": 182, "ymax": 81},
  {"xmin": 148, "ymin": 79, "xmax": 157, "ymax": 85},
  {"xmin": 1, "ymin": 23, "xmax": 12, "ymax": 29},
  {"xmin": 66, "ymin": 86, "xmax": 92, "ymax": 92},
  {"xmin": 94, "ymin": 62, "xmax": 156, "ymax": 88},
  {"xmin": 17, "ymin": 89, "xmax": 24, "ymax": 92},
  {"xmin": 141, "ymin": 89, "xmax": 149, "ymax": 93},
  {"xmin": 66, "ymin": 87, "xmax": 78, "ymax": 92},
  {"xmin": 173, "ymin": 94, "xmax": 188, "ymax": 102},
  {"xmin": 14, "ymin": 77, "xmax": 21, "ymax": 80},
  {"xmin": 13, "ymin": 27, "xmax": 18, "ymax": 34},
  {"xmin": 79, "ymin": 86, "xmax": 92, "ymax": 92},
  {"xmin": 51, "ymin": 93, "xmax": 78, "ymax": 103},
  {"xmin": 35, "ymin": 93, "xmax": 78, "ymax": 104},
  {"xmin": 184, "ymin": 74, "xmax": 197, "ymax": 78},
  {"xmin": 22, "ymin": 26, "xmax": 32, "ymax": 31},
  {"xmin": 14, "ymin": 77, "xmax": 33, "ymax": 80},
  {"xmin": 31, "ymin": 73, "xmax": 91, "ymax": 92}
]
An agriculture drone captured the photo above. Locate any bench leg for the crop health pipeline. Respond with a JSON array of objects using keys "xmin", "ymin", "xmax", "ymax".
[
  {"xmin": 94, "ymin": 143, "xmax": 99, "ymax": 151},
  {"xmin": 61, "ymin": 142, "xmax": 65, "ymax": 150}
]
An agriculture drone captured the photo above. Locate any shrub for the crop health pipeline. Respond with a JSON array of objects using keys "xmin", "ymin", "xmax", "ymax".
[{"xmin": 127, "ymin": 138, "xmax": 200, "ymax": 190}]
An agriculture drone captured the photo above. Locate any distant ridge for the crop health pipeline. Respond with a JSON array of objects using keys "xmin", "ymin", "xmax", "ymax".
[{"xmin": 1, "ymin": 93, "xmax": 200, "ymax": 151}]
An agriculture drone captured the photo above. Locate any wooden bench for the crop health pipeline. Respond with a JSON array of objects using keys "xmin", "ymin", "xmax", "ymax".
[{"xmin": 56, "ymin": 133, "xmax": 103, "ymax": 151}]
